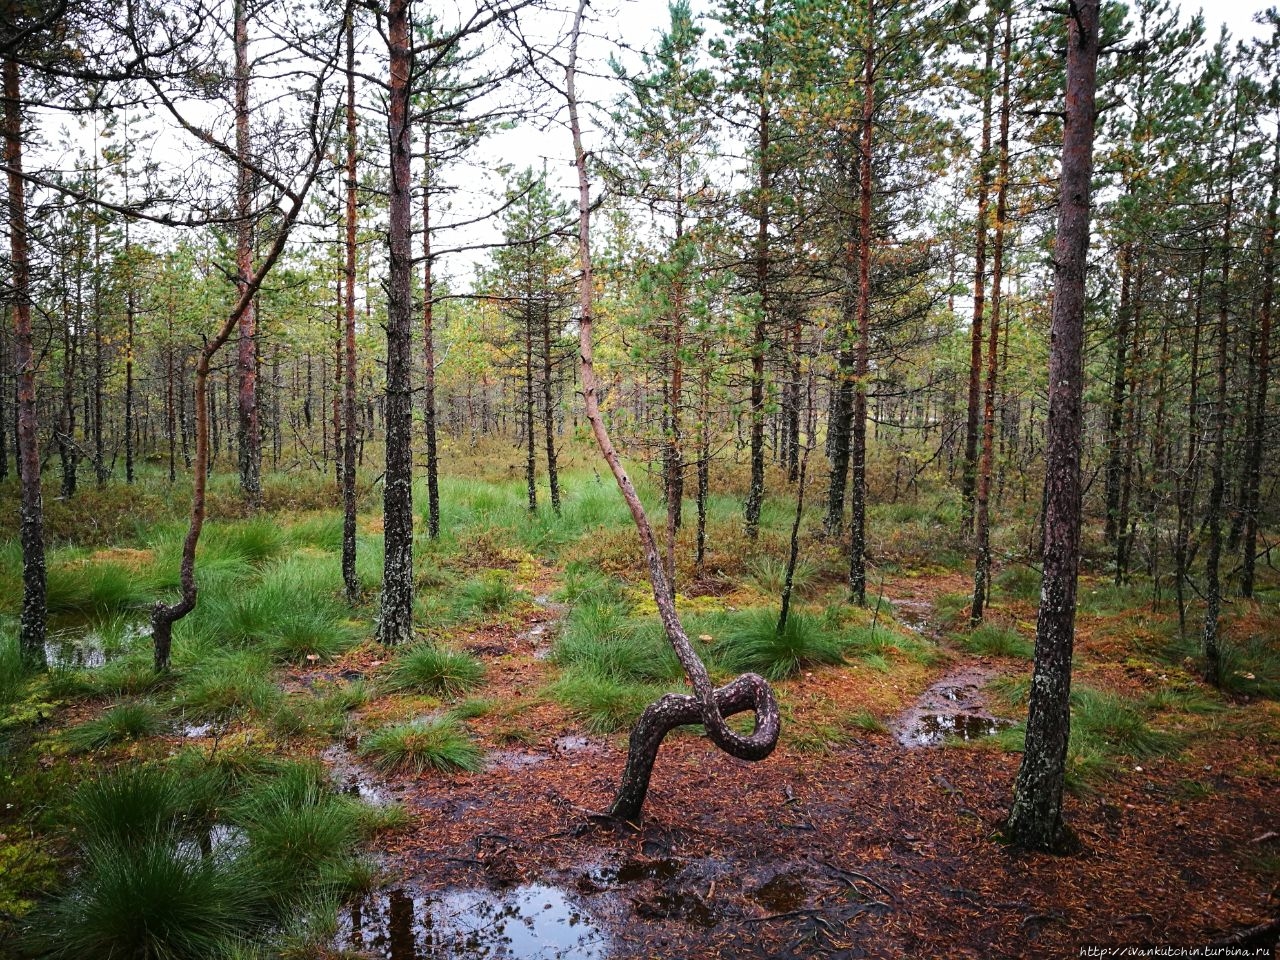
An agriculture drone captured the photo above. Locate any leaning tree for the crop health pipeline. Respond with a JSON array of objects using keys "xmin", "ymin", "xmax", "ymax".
[{"xmin": 566, "ymin": 0, "xmax": 780, "ymax": 823}]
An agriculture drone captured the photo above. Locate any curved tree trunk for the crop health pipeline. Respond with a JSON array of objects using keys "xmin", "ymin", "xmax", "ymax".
[{"xmin": 566, "ymin": 1, "xmax": 780, "ymax": 824}]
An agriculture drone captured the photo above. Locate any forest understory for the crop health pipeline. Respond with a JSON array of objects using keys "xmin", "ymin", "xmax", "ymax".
[{"xmin": 1, "ymin": 444, "xmax": 1276, "ymax": 960}]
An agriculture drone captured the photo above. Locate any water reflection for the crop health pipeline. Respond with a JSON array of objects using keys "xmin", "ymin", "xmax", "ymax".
[{"xmin": 344, "ymin": 883, "xmax": 610, "ymax": 959}]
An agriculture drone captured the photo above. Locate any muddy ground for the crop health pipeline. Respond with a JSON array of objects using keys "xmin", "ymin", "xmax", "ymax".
[{"xmin": 300, "ymin": 576, "xmax": 1279, "ymax": 960}]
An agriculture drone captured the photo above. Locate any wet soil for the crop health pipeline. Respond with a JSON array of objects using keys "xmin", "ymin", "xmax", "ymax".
[
  {"xmin": 893, "ymin": 665, "xmax": 1014, "ymax": 748},
  {"xmin": 321, "ymin": 573, "xmax": 1277, "ymax": 959}
]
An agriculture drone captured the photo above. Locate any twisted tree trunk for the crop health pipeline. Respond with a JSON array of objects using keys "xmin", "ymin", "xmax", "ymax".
[{"xmin": 566, "ymin": 0, "xmax": 780, "ymax": 823}]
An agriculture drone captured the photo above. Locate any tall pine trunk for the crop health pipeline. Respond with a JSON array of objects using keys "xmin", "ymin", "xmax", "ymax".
[
  {"xmin": 234, "ymin": 0, "xmax": 260, "ymax": 505},
  {"xmin": 1201, "ymin": 97, "xmax": 1240, "ymax": 684},
  {"xmin": 377, "ymin": 0, "xmax": 416, "ymax": 646},
  {"xmin": 1005, "ymin": 0, "xmax": 1100, "ymax": 852},
  {"xmin": 962, "ymin": 16, "xmax": 996, "ymax": 536},
  {"xmin": 342, "ymin": 8, "xmax": 360, "ymax": 603},
  {"xmin": 5, "ymin": 56, "xmax": 46, "ymax": 669},
  {"xmin": 848, "ymin": 0, "xmax": 875, "ymax": 606},
  {"xmin": 970, "ymin": 3, "xmax": 1011, "ymax": 625},
  {"xmin": 1241, "ymin": 124, "xmax": 1277, "ymax": 599},
  {"xmin": 422, "ymin": 125, "xmax": 441, "ymax": 539}
]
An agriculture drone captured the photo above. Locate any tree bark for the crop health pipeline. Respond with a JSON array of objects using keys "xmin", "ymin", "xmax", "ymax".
[
  {"xmin": 744, "ymin": 0, "xmax": 772, "ymax": 540},
  {"xmin": 848, "ymin": 0, "xmax": 875, "ymax": 607},
  {"xmin": 971, "ymin": 4, "xmax": 1011, "ymax": 625},
  {"xmin": 542, "ymin": 300, "xmax": 561, "ymax": 515},
  {"xmin": 1005, "ymin": 0, "xmax": 1100, "ymax": 852},
  {"xmin": 962, "ymin": 15, "xmax": 996, "ymax": 536},
  {"xmin": 377, "ymin": 0, "xmax": 416, "ymax": 646},
  {"xmin": 342, "ymin": 7, "xmax": 360, "ymax": 603},
  {"xmin": 1201, "ymin": 93, "xmax": 1240, "ymax": 685},
  {"xmin": 5, "ymin": 55, "xmax": 46, "ymax": 670},
  {"xmin": 1241, "ymin": 123, "xmax": 1277, "ymax": 599},
  {"xmin": 422, "ymin": 123, "xmax": 441, "ymax": 539},
  {"xmin": 234, "ymin": 0, "xmax": 260, "ymax": 506}
]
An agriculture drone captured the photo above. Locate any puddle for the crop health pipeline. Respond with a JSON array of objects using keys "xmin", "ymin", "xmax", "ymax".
[
  {"xmin": 323, "ymin": 742, "xmax": 392, "ymax": 806},
  {"xmin": 181, "ymin": 721, "xmax": 217, "ymax": 738},
  {"xmin": 589, "ymin": 857, "xmax": 683, "ymax": 886},
  {"xmin": 894, "ymin": 666, "xmax": 1012, "ymax": 747},
  {"xmin": 888, "ymin": 598, "xmax": 933, "ymax": 634},
  {"xmin": 552, "ymin": 735, "xmax": 599, "ymax": 753},
  {"xmin": 177, "ymin": 823, "xmax": 248, "ymax": 862},
  {"xmin": 586, "ymin": 855, "xmax": 730, "ymax": 928},
  {"xmin": 906, "ymin": 713, "xmax": 1011, "ymax": 745},
  {"xmin": 342, "ymin": 883, "xmax": 610, "ymax": 959},
  {"xmin": 44, "ymin": 619, "xmax": 148, "ymax": 668},
  {"xmin": 753, "ymin": 872, "xmax": 809, "ymax": 913},
  {"xmin": 486, "ymin": 750, "xmax": 550, "ymax": 772},
  {"xmin": 636, "ymin": 890, "xmax": 721, "ymax": 928}
]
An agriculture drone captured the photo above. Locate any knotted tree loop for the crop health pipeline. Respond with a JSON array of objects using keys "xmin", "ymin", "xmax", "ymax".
[{"xmin": 566, "ymin": 0, "xmax": 780, "ymax": 824}]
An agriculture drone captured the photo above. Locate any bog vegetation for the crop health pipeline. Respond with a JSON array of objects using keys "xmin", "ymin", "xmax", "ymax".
[{"xmin": 1, "ymin": 0, "xmax": 1278, "ymax": 956}]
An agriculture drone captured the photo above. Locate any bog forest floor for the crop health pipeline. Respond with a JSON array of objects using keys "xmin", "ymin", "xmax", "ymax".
[{"xmin": 1, "ymin": 459, "xmax": 1277, "ymax": 959}]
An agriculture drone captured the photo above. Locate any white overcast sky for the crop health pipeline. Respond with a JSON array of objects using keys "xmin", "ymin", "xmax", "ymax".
[{"xmin": 30, "ymin": 0, "xmax": 1279, "ymax": 291}]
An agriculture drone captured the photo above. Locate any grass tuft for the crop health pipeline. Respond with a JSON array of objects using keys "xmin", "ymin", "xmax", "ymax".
[
  {"xmin": 381, "ymin": 643, "xmax": 485, "ymax": 698},
  {"xmin": 178, "ymin": 652, "xmax": 280, "ymax": 719},
  {"xmin": 358, "ymin": 716, "xmax": 484, "ymax": 774},
  {"xmin": 715, "ymin": 609, "xmax": 847, "ymax": 680},
  {"xmin": 68, "ymin": 701, "xmax": 167, "ymax": 751},
  {"xmin": 957, "ymin": 623, "xmax": 1033, "ymax": 659},
  {"xmin": 548, "ymin": 672, "xmax": 667, "ymax": 733}
]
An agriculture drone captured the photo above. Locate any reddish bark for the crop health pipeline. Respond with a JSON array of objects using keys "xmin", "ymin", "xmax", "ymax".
[
  {"xmin": 1005, "ymin": 0, "xmax": 1101, "ymax": 851},
  {"xmin": 4, "ymin": 55, "xmax": 46, "ymax": 668}
]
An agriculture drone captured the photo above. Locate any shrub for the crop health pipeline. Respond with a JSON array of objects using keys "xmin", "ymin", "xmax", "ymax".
[
  {"xmin": 358, "ymin": 716, "xmax": 483, "ymax": 774},
  {"xmin": 381, "ymin": 644, "xmax": 485, "ymax": 698}
]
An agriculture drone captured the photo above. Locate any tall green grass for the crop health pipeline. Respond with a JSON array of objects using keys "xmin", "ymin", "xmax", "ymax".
[
  {"xmin": 359, "ymin": 716, "xmax": 483, "ymax": 774},
  {"xmin": 67, "ymin": 701, "xmax": 167, "ymax": 751},
  {"xmin": 715, "ymin": 609, "xmax": 847, "ymax": 680},
  {"xmin": 381, "ymin": 643, "xmax": 485, "ymax": 697},
  {"xmin": 32, "ymin": 759, "xmax": 379, "ymax": 959}
]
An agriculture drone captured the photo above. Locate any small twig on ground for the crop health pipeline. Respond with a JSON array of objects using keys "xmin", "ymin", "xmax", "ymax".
[{"xmin": 822, "ymin": 861, "xmax": 895, "ymax": 901}]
